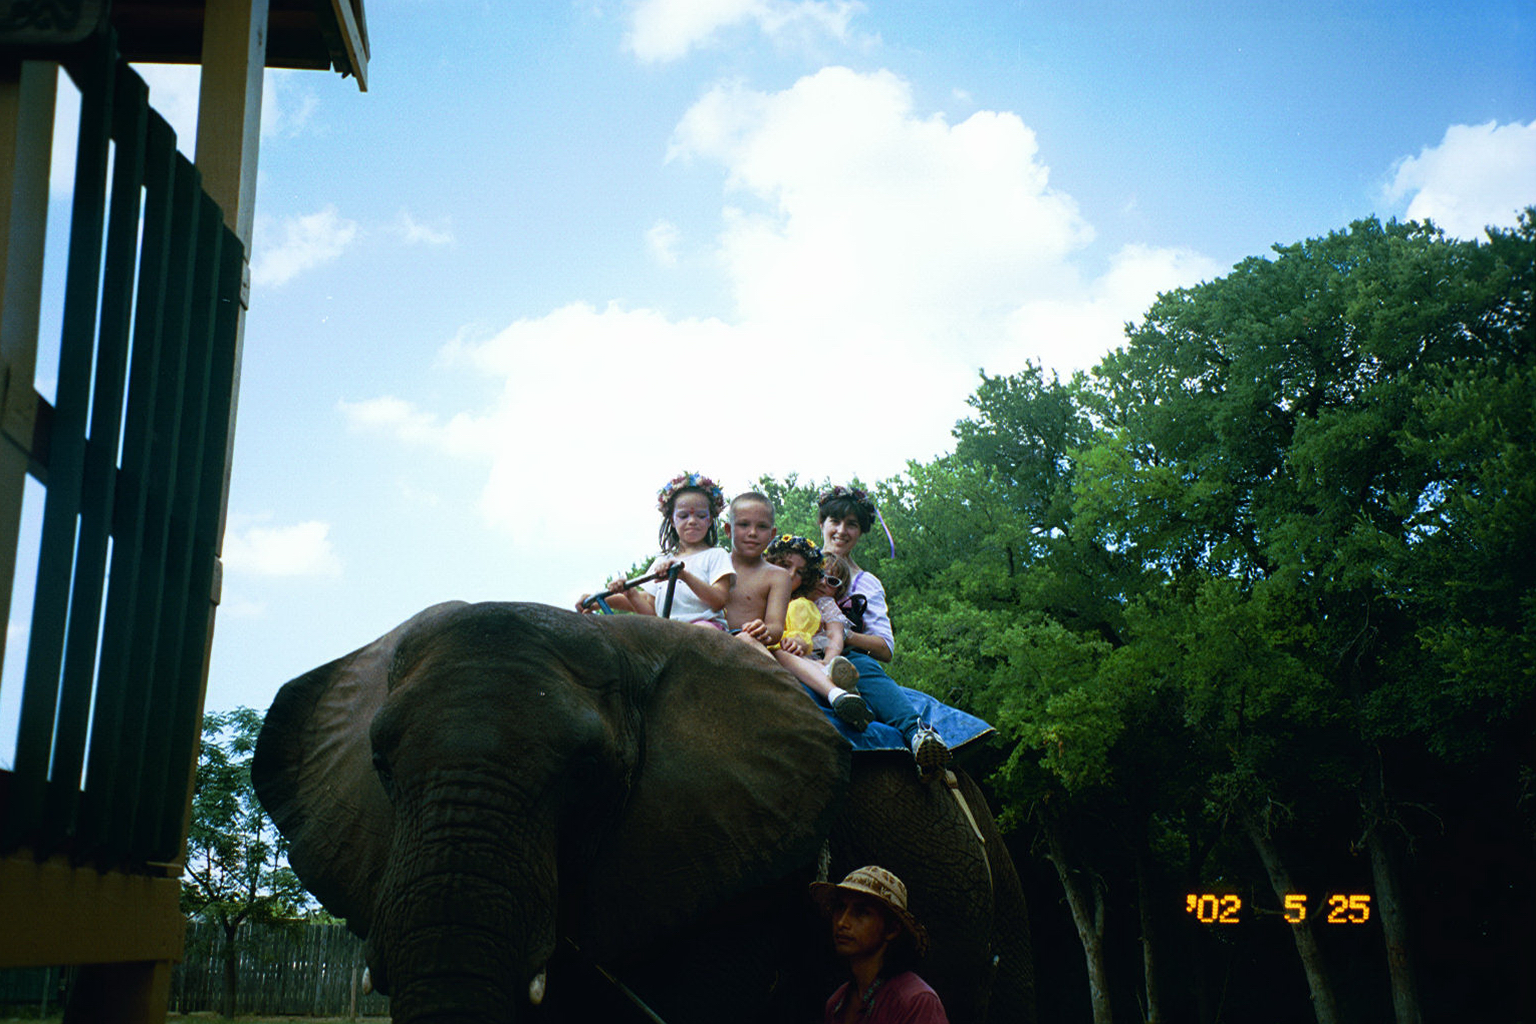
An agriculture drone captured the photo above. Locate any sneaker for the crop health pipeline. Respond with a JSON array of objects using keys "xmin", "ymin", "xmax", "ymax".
[
  {"xmin": 832, "ymin": 692, "xmax": 873, "ymax": 731},
  {"xmin": 828, "ymin": 655, "xmax": 860, "ymax": 691},
  {"xmin": 910, "ymin": 725, "xmax": 951, "ymax": 772}
]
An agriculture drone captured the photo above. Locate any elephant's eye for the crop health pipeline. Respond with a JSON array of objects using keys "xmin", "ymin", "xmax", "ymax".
[{"xmin": 372, "ymin": 751, "xmax": 395, "ymax": 797}]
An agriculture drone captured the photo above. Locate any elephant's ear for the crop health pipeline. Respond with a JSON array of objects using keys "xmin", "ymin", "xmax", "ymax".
[
  {"xmin": 580, "ymin": 620, "xmax": 850, "ymax": 958},
  {"xmin": 253, "ymin": 602, "xmax": 467, "ymax": 937}
]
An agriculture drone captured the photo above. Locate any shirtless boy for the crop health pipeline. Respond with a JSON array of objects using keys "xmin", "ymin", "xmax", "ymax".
[{"xmin": 722, "ymin": 492, "xmax": 793, "ymax": 648}]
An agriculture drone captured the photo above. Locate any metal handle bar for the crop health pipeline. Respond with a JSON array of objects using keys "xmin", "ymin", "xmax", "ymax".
[{"xmin": 581, "ymin": 562, "xmax": 685, "ymax": 618}]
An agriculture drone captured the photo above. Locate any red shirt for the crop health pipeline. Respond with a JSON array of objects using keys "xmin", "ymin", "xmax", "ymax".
[{"xmin": 823, "ymin": 971, "xmax": 949, "ymax": 1024}]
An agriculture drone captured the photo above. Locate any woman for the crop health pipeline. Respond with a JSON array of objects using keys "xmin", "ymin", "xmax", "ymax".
[{"xmin": 817, "ymin": 486, "xmax": 949, "ymax": 769}]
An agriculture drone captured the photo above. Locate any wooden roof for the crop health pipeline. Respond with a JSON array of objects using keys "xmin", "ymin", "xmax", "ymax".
[{"xmin": 113, "ymin": 0, "xmax": 370, "ymax": 88}]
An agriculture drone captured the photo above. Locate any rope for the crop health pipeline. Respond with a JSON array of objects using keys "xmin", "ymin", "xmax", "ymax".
[
  {"xmin": 564, "ymin": 937, "xmax": 672, "ymax": 1024},
  {"xmin": 943, "ymin": 769, "xmax": 993, "ymax": 895},
  {"xmin": 592, "ymin": 962, "xmax": 671, "ymax": 1024}
]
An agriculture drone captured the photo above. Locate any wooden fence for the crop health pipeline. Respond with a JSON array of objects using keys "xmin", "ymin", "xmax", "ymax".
[
  {"xmin": 0, "ymin": 965, "xmax": 69, "ymax": 1014},
  {"xmin": 168, "ymin": 921, "xmax": 391, "ymax": 1017},
  {"xmin": 0, "ymin": 921, "xmax": 390, "ymax": 1016}
]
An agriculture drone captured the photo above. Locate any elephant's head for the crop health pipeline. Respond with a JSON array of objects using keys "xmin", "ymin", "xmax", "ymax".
[{"xmin": 253, "ymin": 602, "xmax": 848, "ymax": 1022}]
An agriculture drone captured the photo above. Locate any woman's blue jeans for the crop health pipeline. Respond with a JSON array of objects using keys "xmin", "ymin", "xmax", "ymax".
[{"xmin": 844, "ymin": 650, "xmax": 920, "ymax": 742}]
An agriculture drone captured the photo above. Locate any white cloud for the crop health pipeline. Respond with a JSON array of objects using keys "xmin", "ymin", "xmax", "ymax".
[
  {"xmin": 392, "ymin": 209, "xmax": 455, "ymax": 246},
  {"xmin": 627, "ymin": 0, "xmax": 864, "ymax": 63},
  {"xmin": 223, "ymin": 520, "xmax": 342, "ymax": 577},
  {"xmin": 345, "ymin": 67, "xmax": 1214, "ymax": 563},
  {"xmin": 251, "ymin": 205, "xmax": 359, "ymax": 287},
  {"xmin": 261, "ymin": 69, "xmax": 320, "ymax": 138},
  {"xmin": 395, "ymin": 479, "xmax": 443, "ymax": 508},
  {"xmin": 217, "ymin": 596, "xmax": 268, "ymax": 620},
  {"xmin": 670, "ymin": 67, "xmax": 1093, "ymax": 359},
  {"xmin": 647, "ymin": 219, "xmax": 681, "ymax": 265},
  {"xmin": 1005, "ymin": 243, "xmax": 1221, "ymax": 374},
  {"xmin": 1382, "ymin": 120, "xmax": 1536, "ymax": 239},
  {"xmin": 337, "ymin": 395, "xmax": 489, "ymax": 458},
  {"xmin": 464, "ymin": 303, "xmax": 759, "ymax": 536},
  {"xmin": 343, "ymin": 302, "xmax": 776, "ymax": 551}
]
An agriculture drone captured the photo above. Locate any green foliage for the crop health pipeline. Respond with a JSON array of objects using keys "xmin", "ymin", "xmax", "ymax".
[
  {"xmin": 1082, "ymin": 215, "xmax": 1534, "ymax": 758},
  {"xmin": 750, "ymin": 472, "xmax": 830, "ymax": 543},
  {"xmin": 182, "ymin": 708, "xmax": 309, "ymax": 931},
  {"xmin": 803, "ymin": 212, "xmax": 1535, "ymax": 1016}
]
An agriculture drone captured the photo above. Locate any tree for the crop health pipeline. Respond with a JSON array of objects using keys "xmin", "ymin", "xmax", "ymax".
[
  {"xmin": 1077, "ymin": 213, "xmax": 1536, "ymax": 1023},
  {"xmin": 752, "ymin": 218, "xmax": 1533, "ymax": 1019},
  {"xmin": 875, "ymin": 368, "xmax": 1153, "ymax": 1023},
  {"xmin": 878, "ymin": 215, "xmax": 1533, "ymax": 1022},
  {"xmin": 182, "ymin": 707, "xmax": 309, "ymax": 1017}
]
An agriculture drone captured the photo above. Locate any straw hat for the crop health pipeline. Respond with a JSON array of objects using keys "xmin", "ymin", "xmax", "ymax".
[{"xmin": 808, "ymin": 865, "xmax": 930, "ymax": 956}]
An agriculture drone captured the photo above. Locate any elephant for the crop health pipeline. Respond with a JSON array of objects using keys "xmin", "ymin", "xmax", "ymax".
[{"xmin": 252, "ymin": 601, "xmax": 1034, "ymax": 1023}]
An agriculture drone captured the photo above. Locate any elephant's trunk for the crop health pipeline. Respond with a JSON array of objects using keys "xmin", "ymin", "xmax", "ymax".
[{"xmin": 372, "ymin": 775, "xmax": 561, "ymax": 1024}]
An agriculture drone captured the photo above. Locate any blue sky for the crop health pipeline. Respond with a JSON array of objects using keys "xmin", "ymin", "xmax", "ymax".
[{"xmin": 2, "ymin": 0, "xmax": 1534, "ymax": 755}]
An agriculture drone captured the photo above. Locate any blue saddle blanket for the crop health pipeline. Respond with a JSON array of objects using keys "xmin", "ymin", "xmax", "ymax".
[{"xmin": 818, "ymin": 685, "xmax": 994, "ymax": 755}]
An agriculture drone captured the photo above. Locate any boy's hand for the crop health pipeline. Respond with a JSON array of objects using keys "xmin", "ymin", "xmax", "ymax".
[{"xmin": 739, "ymin": 619, "xmax": 772, "ymax": 645}]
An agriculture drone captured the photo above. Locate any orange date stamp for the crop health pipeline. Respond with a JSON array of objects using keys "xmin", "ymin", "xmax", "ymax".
[{"xmin": 1184, "ymin": 893, "xmax": 1372, "ymax": 924}]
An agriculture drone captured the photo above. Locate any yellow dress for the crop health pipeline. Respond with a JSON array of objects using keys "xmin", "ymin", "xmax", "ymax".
[{"xmin": 784, "ymin": 596, "xmax": 821, "ymax": 649}]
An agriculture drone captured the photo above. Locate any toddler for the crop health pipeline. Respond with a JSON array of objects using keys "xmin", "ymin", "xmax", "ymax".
[{"xmin": 765, "ymin": 535, "xmax": 870, "ymax": 730}]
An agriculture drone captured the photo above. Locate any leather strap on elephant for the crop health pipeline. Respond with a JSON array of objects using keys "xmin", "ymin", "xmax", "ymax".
[
  {"xmin": 943, "ymin": 769, "xmax": 993, "ymax": 896},
  {"xmin": 565, "ymin": 937, "xmax": 673, "ymax": 1024},
  {"xmin": 593, "ymin": 961, "xmax": 671, "ymax": 1024}
]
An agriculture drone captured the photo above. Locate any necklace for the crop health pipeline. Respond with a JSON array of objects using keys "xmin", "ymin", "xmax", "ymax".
[
  {"xmin": 832, "ymin": 976, "xmax": 886, "ymax": 1020},
  {"xmin": 858, "ymin": 976, "xmax": 886, "ymax": 1013}
]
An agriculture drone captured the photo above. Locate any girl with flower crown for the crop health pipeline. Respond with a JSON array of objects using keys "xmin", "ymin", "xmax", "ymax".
[
  {"xmin": 818, "ymin": 485, "xmax": 950, "ymax": 770},
  {"xmin": 580, "ymin": 472, "xmax": 734, "ymax": 628},
  {"xmin": 764, "ymin": 535, "xmax": 872, "ymax": 730}
]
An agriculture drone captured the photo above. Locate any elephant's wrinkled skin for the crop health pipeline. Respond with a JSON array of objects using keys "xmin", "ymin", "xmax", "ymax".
[{"xmin": 253, "ymin": 601, "xmax": 1033, "ymax": 1023}]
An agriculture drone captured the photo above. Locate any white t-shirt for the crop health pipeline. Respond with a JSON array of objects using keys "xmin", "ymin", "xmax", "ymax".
[
  {"xmin": 845, "ymin": 570, "xmax": 895, "ymax": 655},
  {"xmin": 644, "ymin": 546, "xmax": 733, "ymax": 627}
]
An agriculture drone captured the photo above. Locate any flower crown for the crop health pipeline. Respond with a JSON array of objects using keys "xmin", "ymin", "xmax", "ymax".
[
  {"xmin": 817, "ymin": 484, "xmax": 876, "ymax": 519},
  {"xmin": 658, "ymin": 471, "xmax": 725, "ymax": 518},
  {"xmin": 818, "ymin": 483, "xmax": 896, "ymax": 558},
  {"xmin": 765, "ymin": 534, "xmax": 824, "ymax": 571}
]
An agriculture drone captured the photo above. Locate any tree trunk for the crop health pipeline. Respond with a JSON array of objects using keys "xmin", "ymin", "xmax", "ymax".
[
  {"xmin": 221, "ymin": 922, "xmax": 238, "ymax": 1019},
  {"xmin": 1136, "ymin": 851, "xmax": 1164, "ymax": 1023},
  {"xmin": 1244, "ymin": 813, "xmax": 1344, "ymax": 1024},
  {"xmin": 1040, "ymin": 806, "xmax": 1114, "ymax": 1024},
  {"xmin": 1362, "ymin": 771, "xmax": 1424, "ymax": 1024},
  {"xmin": 1184, "ymin": 821, "xmax": 1218, "ymax": 1024}
]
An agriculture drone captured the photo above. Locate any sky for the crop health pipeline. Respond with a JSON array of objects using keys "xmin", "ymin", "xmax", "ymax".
[{"xmin": 2, "ymin": 0, "xmax": 1534, "ymax": 758}]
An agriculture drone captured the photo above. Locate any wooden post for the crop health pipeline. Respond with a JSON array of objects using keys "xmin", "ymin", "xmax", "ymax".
[
  {"xmin": 166, "ymin": 0, "xmax": 269, "ymax": 880},
  {"xmin": 64, "ymin": 962, "xmax": 174, "ymax": 1024},
  {"xmin": 195, "ymin": 0, "xmax": 267, "ymax": 247}
]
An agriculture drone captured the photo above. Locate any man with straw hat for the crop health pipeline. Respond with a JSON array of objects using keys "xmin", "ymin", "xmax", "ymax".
[{"xmin": 810, "ymin": 866, "xmax": 950, "ymax": 1023}]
